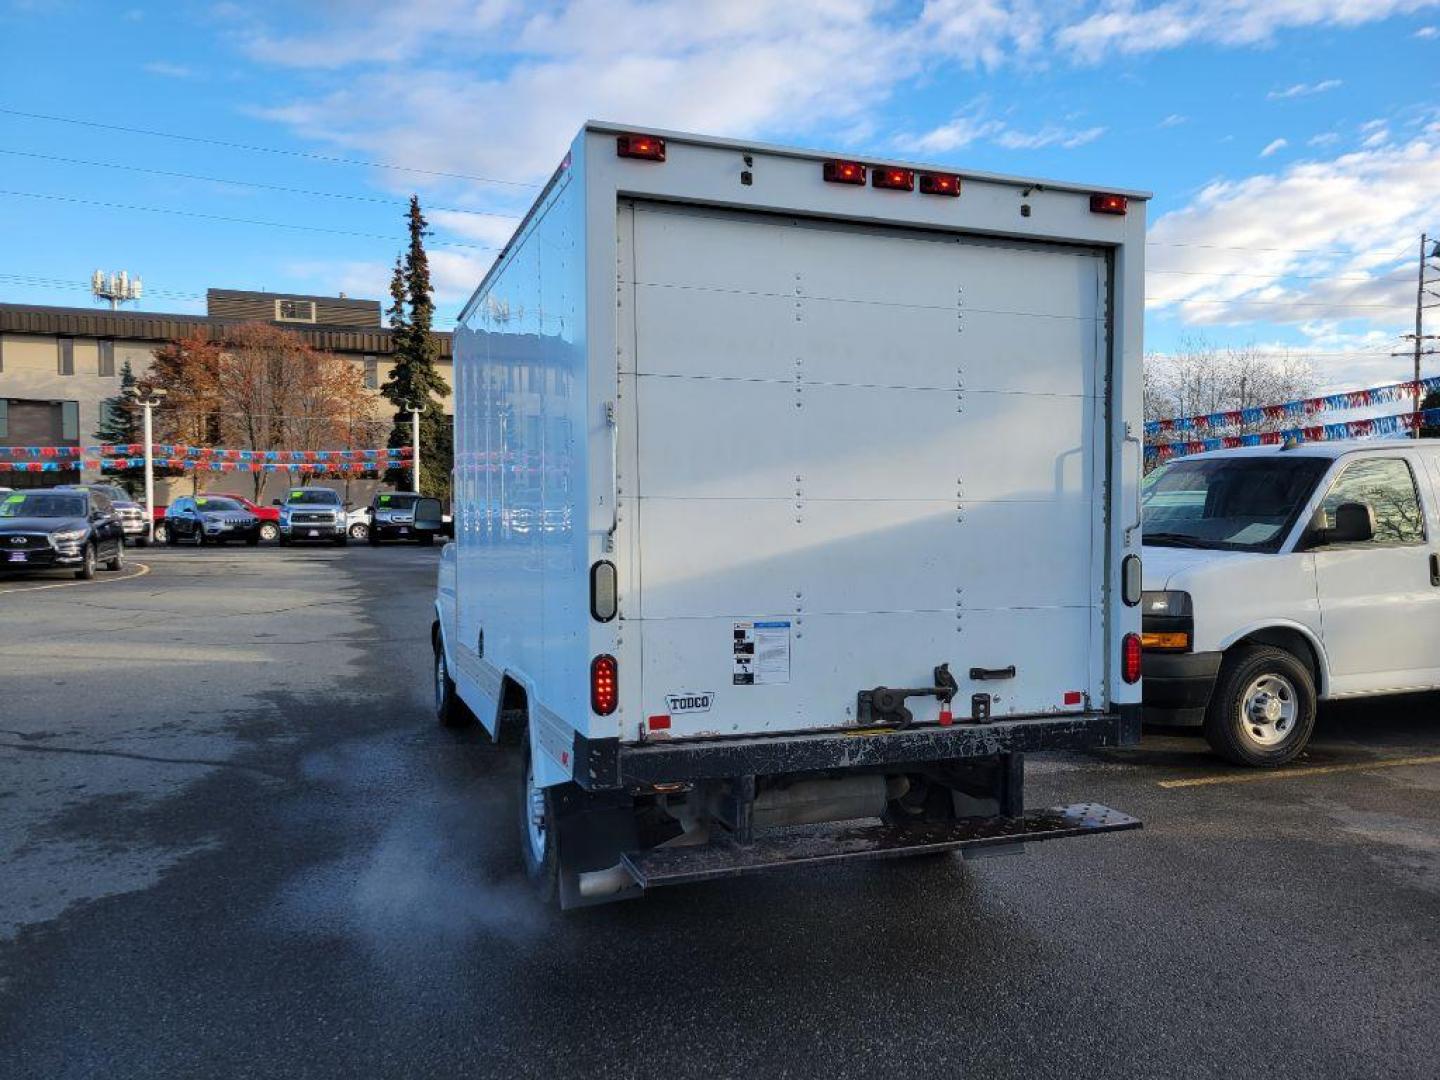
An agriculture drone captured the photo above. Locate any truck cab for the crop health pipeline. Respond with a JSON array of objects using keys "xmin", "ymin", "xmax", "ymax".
[
  {"xmin": 277, "ymin": 487, "xmax": 347, "ymax": 546},
  {"xmin": 1142, "ymin": 440, "xmax": 1440, "ymax": 766}
]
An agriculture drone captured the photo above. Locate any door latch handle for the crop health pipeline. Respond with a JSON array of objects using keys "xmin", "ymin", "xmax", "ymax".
[{"xmin": 1430, "ymin": 553, "xmax": 1439, "ymax": 587}]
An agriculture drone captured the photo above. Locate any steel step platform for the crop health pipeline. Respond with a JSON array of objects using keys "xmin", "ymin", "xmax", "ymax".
[{"xmin": 621, "ymin": 803, "xmax": 1140, "ymax": 888}]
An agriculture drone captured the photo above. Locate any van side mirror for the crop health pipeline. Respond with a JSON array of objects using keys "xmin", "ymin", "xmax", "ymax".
[
  {"xmin": 414, "ymin": 498, "xmax": 443, "ymax": 531},
  {"xmin": 271, "ymin": 500, "xmax": 282, "ymax": 507},
  {"xmin": 1331, "ymin": 502, "xmax": 1375, "ymax": 544}
]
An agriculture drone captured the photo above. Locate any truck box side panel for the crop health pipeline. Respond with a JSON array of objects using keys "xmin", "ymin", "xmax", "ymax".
[
  {"xmin": 451, "ymin": 162, "xmax": 588, "ymax": 750},
  {"xmin": 621, "ymin": 200, "xmax": 1108, "ymax": 739}
]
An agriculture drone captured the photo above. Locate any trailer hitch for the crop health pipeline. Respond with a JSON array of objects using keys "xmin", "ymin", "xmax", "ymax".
[{"xmin": 857, "ymin": 664, "xmax": 959, "ymax": 728}]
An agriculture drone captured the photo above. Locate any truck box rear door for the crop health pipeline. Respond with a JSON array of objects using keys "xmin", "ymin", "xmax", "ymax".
[{"xmin": 618, "ymin": 201, "xmax": 1109, "ymax": 740}]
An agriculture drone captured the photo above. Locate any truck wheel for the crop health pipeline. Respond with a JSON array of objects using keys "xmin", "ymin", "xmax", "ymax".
[
  {"xmin": 349, "ymin": 522, "xmax": 369, "ymax": 540},
  {"xmin": 1204, "ymin": 645, "xmax": 1316, "ymax": 767},
  {"xmin": 259, "ymin": 522, "xmax": 279, "ymax": 542},
  {"xmin": 433, "ymin": 644, "xmax": 470, "ymax": 728},
  {"xmin": 518, "ymin": 739, "xmax": 559, "ymax": 903}
]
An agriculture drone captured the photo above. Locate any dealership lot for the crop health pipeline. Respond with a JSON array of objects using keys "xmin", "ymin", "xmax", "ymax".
[{"xmin": 1, "ymin": 547, "xmax": 1438, "ymax": 1079}]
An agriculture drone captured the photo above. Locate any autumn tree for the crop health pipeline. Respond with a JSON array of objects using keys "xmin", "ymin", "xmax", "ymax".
[
  {"xmin": 149, "ymin": 324, "xmax": 382, "ymax": 498},
  {"xmin": 148, "ymin": 331, "xmax": 224, "ymax": 493},
  {"xmin": 381, "ymin": 196, "xmax": 453, "ymax": 498}
]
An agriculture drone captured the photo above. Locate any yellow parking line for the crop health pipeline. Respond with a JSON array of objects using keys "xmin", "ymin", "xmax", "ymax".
[
  {"xmin": 1159, "ymin": 753, "xmax": 1440, "ymax": 789},
  {"xmin": 0, "ymin": 562, "xmax": 150, "ymax": 596}
]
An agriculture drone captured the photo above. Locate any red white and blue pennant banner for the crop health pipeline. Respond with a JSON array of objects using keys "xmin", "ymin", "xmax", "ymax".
[
  {"xmin": 1145, "ymin": 376, "xmax": 1440, "ymax": 438},
  {"xmin": 1147, "ymin": 408, "xmax": 1440, "ymax": 464},
  {"xmin": 0, "ymin": 444, "xmax": 413, "ymax": 472}
]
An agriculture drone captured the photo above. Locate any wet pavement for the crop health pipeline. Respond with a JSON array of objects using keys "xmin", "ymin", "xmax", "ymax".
[{"xmin": 2, "ymin": 546, "xmax": 1439, "ymax": 1079}]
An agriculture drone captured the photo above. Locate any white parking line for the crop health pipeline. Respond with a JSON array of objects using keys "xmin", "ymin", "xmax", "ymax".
[
  {"xmin": 1158, "ymin": 753, "xmax": 1440, "ymax": 788},
  {"xmin": 0, "ymin": 562, "xmax": 151, "ymax": 596}
]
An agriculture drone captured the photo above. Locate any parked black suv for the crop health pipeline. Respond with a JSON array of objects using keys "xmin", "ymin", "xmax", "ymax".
[
  {"xmin": 363, "ymin": 491, "xmax": 439, "ymax": 545},
  {"xmin": 0, "ymin": 488, "xmax": 126, "ymax": 579},
  {"xmin": 164, "ymin": 495, "xmax": 261, "ymax": 545},
  {"xmin": 56, "ymin": 482, "xmax": 151, "ymax": 546}
]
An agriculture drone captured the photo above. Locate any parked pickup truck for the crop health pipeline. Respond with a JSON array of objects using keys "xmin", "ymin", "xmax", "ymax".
[
  {"xmin": 433, "ymin": 123, "xmax": 1147, "ymax": 909},
  {"xmin": 1142, "ymin": 440, "xmax": 1440, "ymax": 766}
]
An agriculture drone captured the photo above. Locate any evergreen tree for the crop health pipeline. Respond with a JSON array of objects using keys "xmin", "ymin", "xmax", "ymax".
[
  {"xmin": 94, "ymin": 360, "xmax": 145, "ymax": 496},
  {"xmin": 380, "ymin": 196, "xmax": 453, "ymax": 497}
]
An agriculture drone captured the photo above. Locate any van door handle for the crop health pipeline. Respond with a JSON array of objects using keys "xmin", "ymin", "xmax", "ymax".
[{"xmin": 1430, "ymin": 553, "xmax": 1440, "ymax": 587}]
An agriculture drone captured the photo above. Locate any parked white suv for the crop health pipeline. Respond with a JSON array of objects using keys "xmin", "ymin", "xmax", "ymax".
[{"xmin": 1142, "ymin": 440, "xmax": 1440, "ymax": 766}]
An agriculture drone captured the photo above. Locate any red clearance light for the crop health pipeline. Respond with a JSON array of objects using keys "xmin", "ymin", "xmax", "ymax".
[
  {"xmin": 647, "ymin": 714, "xmax": 671, "ymax": 731},
  {"xmin": 1090, "ymin": 193, "xmax": 1128, "ymax": 216},
  {"xmin": 1122, "ymin": 633, "xmax": 1142, "ymax": 684},
  {"xmin": 872, "ymin": 167, "xmax": 915, "ymax": 191},
  {"xmin": 919, "ymin": 172, "xmax": 961, "ymax": 197},
  {"xmin": 591, "ymin": 654, "xmax": 619, "ymax": 715},
  {"xmin": 617, "ymin": 134, "xmax": 666, "ymax": 162},
  {"xmin": 823, "ymin": 160, "xmax": 866, "ymax": 185}
]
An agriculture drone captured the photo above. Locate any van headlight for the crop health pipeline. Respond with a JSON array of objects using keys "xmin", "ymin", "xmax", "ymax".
[
  {"xmin": 51, "ymin": 528, "xmax": 87, "ymax": 542},
  {"xmin": 1140, "ymin": 590, "xmax": 1191, "ymax": 617}
]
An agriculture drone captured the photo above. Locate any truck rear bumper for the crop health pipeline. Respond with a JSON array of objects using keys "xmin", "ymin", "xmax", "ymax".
[
  {"xmin": 574, "ymin": 706, "xmax": 1140, "ymax": 790},
  {"xmin": 620, "ymin": 803, "xmax": 1141, "ymax": 889}
]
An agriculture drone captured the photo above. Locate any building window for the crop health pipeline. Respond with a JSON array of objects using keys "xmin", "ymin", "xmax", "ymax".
[
  {"xmin": 58, "ymin": 338, "xmax": 74, "ymax": 375},
  {"xmin": 275, "ymin": 299, "xmax": 316, "ymax": 323},
  {"xmin": 61, "ymin": 401, "xmax": 79, "ymax": 441},
  {"xmin": 98, "ymin": 340, "xmax": 116, "ymax": 377},
  {"xmin": 0, "ymin": 335, "xmax": 5, "ymax": 373},
  {"xmin": 363, "ymin": 354, "xmax": 379, "ymax": 389}
]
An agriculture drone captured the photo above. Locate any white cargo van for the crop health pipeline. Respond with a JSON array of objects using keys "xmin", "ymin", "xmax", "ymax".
[
  {"xmin": 1142, "ymin": 440, "xmax": 1440, "ymax": 766},
  {"xmin": 434, "ymin": 123, "xmax": 1148, "ymax": 907}
]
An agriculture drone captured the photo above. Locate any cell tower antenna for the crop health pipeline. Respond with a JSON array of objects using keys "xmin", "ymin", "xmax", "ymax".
[{"xmin": 91, "ymin": 269, "xmax": 144, "ymax": 310}]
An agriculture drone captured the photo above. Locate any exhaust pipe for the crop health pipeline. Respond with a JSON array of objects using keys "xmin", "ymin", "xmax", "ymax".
[{"xmin": 577, "ymin": 803, "xmax": 711, "ymax": 899}]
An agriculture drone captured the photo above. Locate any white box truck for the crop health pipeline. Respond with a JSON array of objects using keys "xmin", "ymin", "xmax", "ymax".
[{"xmin": 434, "ymin": 123, "xmax": 1147, "ymax": 908}]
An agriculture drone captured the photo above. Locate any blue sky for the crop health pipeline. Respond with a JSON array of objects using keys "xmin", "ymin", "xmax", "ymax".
[{"xmin": 2, "ymin": 0, "xmax": 1439, "ymax": 391}]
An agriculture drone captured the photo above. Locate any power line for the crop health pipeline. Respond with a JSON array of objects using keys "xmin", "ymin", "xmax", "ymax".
[
  {"xmin": 0, "ymin": 149, "xmax": 522, "ymax": 220},
  {"xmin": 1148, "ymin": 265, "xmax": 1412, "ymax": 283},
  {"xmin": 0, "ymin": 106, "xmax": 541, "ymax": 189},
  {"xmin": 0, "ymin": 189, "xmax": 500, "ymax": 251},
  {"xmin": 0, "ymin": 272, "xmax": 203, "ymax": 301}
]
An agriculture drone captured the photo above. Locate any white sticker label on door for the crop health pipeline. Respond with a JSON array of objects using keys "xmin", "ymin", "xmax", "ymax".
[
  {"xmin": 733, "ymin": 620, "xmax": 791, "ymax": 685},
  {"xmin": 665, "ymin": 692, "xmax": 715, "ymax": 714}
]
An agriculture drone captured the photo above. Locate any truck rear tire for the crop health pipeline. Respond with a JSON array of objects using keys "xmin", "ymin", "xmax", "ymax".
[
  {"xmin": 1203, "ymin": 645, "xmax": 1316, "ymax": 768},
  {"xmin": 518, "ymin": 739, "xmax": 559, "ymax": 903},
  {"xmin": 433, "ymin": 645, "xmax": 470, "ymax": 728}
]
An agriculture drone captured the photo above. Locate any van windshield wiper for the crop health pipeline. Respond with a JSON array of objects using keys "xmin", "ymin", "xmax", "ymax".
[{"xmin": 1143, "ymin": 532, "xmax": 1215, "ymax": 549}]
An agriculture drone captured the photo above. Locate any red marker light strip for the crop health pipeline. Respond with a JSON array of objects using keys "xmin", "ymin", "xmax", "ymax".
[
  {"xmin": 1090, "ymin": 193, "xmax": 1128, "ymax": 215},
  {"xmin": 617, "ymin": 134, "xmax": 666, "ymax": 161},
  {"xmin": 919, "ymin": 172, "xmax": 961, "ymax": 197},
  {"xmin": 823, "ymin": 160, "xmax": 866, "ymax": 185},
  {"xmin": 872, "ymin": 167, "xmax": 914, "ymax": 191}
]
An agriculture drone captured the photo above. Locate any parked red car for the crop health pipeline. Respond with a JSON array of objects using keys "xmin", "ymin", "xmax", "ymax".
[{"xmin": 228, "ymin": 496, "xmax": 281, "ymax": 542}]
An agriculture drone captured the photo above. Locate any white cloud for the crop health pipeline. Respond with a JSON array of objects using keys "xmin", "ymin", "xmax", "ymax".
[
  {"xmin": 1268, "ymin": 79, "xmax": 1342, "ymax": 99},
  {"xmin": 1260, "ymin": 138, "xmax": 1288, "ymax": 157},
  {"xmin": 1160, "ymin": 113, "xmax": 1187, "ymax": 127},
  {"xmin": 1416, "ymin": 24, "xmax": 1439, "ymax": 36},
  {"xmin": 995, "ymin": 124, "xmax": 1105, "ymax": 149},
  {"xmin": 1309, "ymin": 132, "xmax": 1341, "ymax": 147},
  {"xmin": 1058, "ymin": 1, "xmax": 1440, "ymax": 62},
  {"xmin": 143, "ymin": 60, "xmax": 195, "ymax": 78},
  {"xmin": 900, "ymin": 102, "xmax": 1104, "ymax": 155},
  {"xmin": 1145, "ymin": 133, "xmax": 1440, "ymax": 362}
]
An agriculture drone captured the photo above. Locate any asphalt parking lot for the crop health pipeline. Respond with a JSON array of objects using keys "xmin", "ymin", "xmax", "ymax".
[{"xmin": 2, "ymin": 546, "xmax": 1438, "ymax": 1079}]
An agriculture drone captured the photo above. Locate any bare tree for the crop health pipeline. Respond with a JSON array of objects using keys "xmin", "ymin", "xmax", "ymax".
[{"xmin": 1144, "ymin": 337, "xmax": 1316, "ymax": 437}]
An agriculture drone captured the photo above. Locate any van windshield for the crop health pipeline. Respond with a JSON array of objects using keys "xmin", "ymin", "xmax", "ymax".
[{"xmin": 1142, "ymin": 455, "xmax": 1330, "ymax": 552}]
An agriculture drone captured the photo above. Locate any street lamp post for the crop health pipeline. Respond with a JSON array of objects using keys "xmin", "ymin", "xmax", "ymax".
[
  {"xmin": 406, "ymin": 402, "xmax": 422, "ymax": 493},
  {"xmin": 125, "ymin": 382, "xmax": 167, "ymax": 543}
]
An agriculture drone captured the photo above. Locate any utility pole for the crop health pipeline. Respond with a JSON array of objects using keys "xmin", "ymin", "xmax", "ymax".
[
  {"xmin": 409, "ymin": 403, "xmax": 422, "ymax": 493},
  {"xmin": 1393, "ymin": 233, "xmax": 1440, "ymax": 437},
  {"xmin": 125, "ymin": 381, "xmax": 168, "ymax": 542}
]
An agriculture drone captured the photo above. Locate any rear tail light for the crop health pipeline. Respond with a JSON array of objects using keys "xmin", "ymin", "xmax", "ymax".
[
  {"xmin": 919, "ymin": 171, "xmax": 961, "ymax": 197},
  {"xmin": 617, "ymin": 134, "xmax": 666, "ymax": 161},
  {"xmin": 1090, "ymin": 193, "xmax": 1128, "ymax": 215},
  {"xmin": 1122, "ymin": 633, "xmax": 1142, "ymax": 684},
  {"xmin": 871, "ymin": 167, "xmax": 914, "ymax": 191},
  {"xmin": 823, "ymin": 160, "xmax": 866, "ymax": 185},
  {"xmin": 591, "ymin": 654, "xmax": 618, "ymax": 715}
]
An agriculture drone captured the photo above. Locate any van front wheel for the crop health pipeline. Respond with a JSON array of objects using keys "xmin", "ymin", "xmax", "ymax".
[{"xmin": 1204, "ymin": 645, "xmax": 1316, "ymax": 768}]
